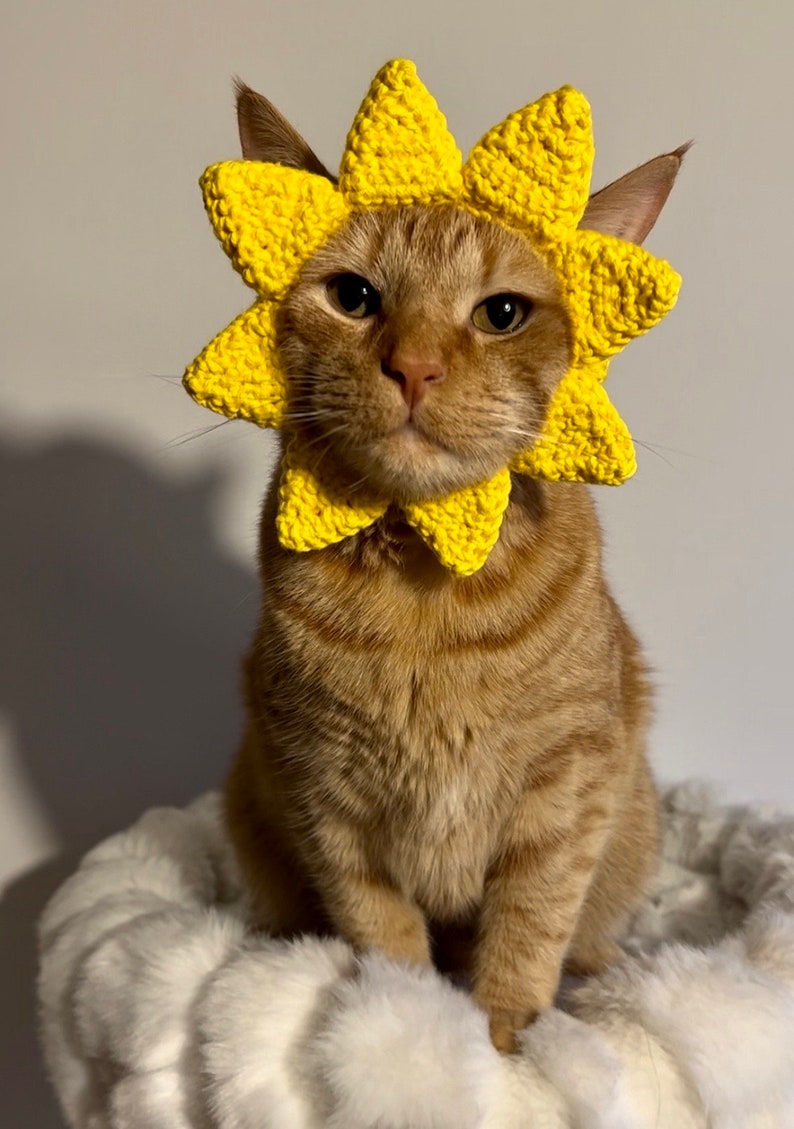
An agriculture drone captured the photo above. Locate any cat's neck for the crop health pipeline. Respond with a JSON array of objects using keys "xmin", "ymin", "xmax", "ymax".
[
  {"xmin": 259, "ymin": 455, "xmax": 601, "ymax": 595},
  {"xmin": 288, "ymin": 475, "xmax": 597, "ymax": 587}
]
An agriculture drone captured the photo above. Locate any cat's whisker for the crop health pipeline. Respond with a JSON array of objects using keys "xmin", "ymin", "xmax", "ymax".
[
  {"xmin": 343, "ymin": 468, "xmax": 377, "ymax": 495},
  {"xmin": 291, "ymin": 430, "xmax": 374, "ymax": 498},
  {"xmin": 501, "ymin": 427, "xmax": 544, "ymax": 441},
  {"xmin": 139, "ymin": 372, "xmax": 184, "ymax": 385},
  {"xmin": 296, "ymin": 432, "xmax": 361, "ymax": 484},
  {"xmin": 631, "ymin": 435, "xmax": 700, "ymax": 461},
  {"xmin": 497, "ymin": 427, "xmax": 547, "ymax": 447},
  {"xmin": 631, "ymin": 438, "xmax": 680, "ymax": 471},
  {"xmin": 285, "ymin": 409, "xmax": 347, "ymax": 423},
  {"xmin": 294, "ymin": 422, "xmax": 354, "ymax": 456},
  {"xmin": 163, "ymin": 419, "xmax": 235, "ymax": 448}
]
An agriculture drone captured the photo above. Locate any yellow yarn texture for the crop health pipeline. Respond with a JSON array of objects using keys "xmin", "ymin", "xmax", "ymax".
[{"xmin": 184, "ymin": 59, "xmax": 681, "ymax": 576}]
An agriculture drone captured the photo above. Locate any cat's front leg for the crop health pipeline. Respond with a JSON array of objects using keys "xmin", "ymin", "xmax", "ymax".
[
  {"xmin": 315, "ymin": 820, "xmax": 432, "ymax": 966},
  {"xmin": 473, "ymin": 756, "xmax": 615, "ymax": 1053}
]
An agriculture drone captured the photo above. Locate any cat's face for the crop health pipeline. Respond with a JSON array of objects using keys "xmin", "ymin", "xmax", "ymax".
[{"xmin": 277, "ymin": 205, "xmax": 572, "ymax": 503}]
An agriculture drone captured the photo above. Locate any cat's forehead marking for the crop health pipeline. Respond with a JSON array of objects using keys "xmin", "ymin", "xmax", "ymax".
[{"xmin": 304, "ymin": 205, "xmax": 561, "ymax": 304}]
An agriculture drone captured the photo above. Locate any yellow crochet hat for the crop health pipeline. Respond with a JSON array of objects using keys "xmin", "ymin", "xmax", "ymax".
[{"xmin": 184, "ymin": 60, "xmax": 680, "ymax": 576}]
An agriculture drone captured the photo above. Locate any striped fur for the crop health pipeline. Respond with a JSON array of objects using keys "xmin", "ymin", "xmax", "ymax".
[
  {"xmin": 225, "ymin": 100, "xmax": 675, "ymax": 1051},
  {"xmin": 228, "ymin": 475, "xmax": 658, "ymax": 1053}
]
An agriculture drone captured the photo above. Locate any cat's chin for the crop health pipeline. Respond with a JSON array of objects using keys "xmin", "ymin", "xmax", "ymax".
[{"xmin": 350, "ymin": 424, "xmax": 504, "ymax": 503}]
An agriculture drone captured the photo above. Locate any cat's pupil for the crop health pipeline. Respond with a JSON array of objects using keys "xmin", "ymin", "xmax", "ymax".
[
  {"xmin": 471, "ymin": 293, "xmax": 531, "ymax": 334},
  {"xmin": 486, "ymin": 295, "xmax": 519, "ymax": 330},
  {"xmin": 333, "ymin": 273, "xmax": 380, "ymax": 316}
]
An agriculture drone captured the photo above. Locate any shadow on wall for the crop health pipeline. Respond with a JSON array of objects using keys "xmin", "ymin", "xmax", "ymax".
[{"xmin": 0, "ymin": 436, "xmax": 259, "ymax": 1129}]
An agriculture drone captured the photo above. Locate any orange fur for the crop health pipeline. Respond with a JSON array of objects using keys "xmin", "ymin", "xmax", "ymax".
[{"xmin": 223, "ymin": 86, "xmax": 681, "ymax": 1054}]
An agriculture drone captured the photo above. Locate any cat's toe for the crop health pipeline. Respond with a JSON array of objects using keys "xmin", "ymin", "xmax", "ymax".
[{"xmin": 488, "ymin": 1008, "xmax": 537, "ymax": 1054}]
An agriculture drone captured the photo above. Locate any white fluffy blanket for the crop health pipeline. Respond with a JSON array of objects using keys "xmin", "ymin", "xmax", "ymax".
[{"xmin": 37, "ymin": 785, "xmax": 794, "ymax": 1129}]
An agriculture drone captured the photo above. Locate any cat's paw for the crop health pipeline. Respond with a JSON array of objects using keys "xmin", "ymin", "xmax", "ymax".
[{"xmin": 488, "ymin": 1007, "xmax": 538, "ymax": 1054}]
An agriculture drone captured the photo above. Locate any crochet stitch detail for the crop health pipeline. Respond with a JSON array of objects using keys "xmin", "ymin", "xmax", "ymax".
[
  {"xmin": 513, "ymin": 363, "xmax": 636, "ymax": 485},
  {"xmin": 404, "ymin": 468, "xmax": 512, "ymax": 576},
  {"xmin": 339, "ymin": 59, "xmax": 463, "ymax": 208},
  {"xmin": 183, "ymin": 58, "xmax": 681, "ymax": 575},
  {"xmin": 277, "ymin": 439, "xmax": 388, "ymax": 551},
  {"xmin": 462, "ymin": 86, "xmax": 594, "ymax": 235},
  {"xmin": 184, "ymin": 302, "xmax": 287, "ymax": 427}
]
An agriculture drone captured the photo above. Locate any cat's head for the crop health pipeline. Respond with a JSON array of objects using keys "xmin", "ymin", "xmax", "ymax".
[{"xmin": 237, "ymin": 82, "xmax": 686, "ymax": 505}]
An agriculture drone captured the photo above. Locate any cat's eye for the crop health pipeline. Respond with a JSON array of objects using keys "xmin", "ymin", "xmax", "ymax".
[
  {"xmin": 327, "ymin": 273, "xmax": 381, "ymax": 319},
  {"xmin": 472, "ymin": 294, "xmax": 532, "ymax": 334}
]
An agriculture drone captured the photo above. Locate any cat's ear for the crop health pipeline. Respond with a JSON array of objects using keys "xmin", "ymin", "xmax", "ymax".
[
  {"xmin": 580, "ymin": 142, "xmax": 691, "ymax": 245},
  {"xmin": 234, "ymin": 79, "xmax": 336, "ymax": 181}
]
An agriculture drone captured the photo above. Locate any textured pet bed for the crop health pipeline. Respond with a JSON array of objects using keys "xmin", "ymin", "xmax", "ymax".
[{"xmin": 38, "ymin": 784, "xmax": 794, "ymax": 1129}]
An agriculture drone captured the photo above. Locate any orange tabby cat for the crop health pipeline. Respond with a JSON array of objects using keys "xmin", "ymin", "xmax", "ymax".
[{"xmin": 225, "ymin": 83, "xmax": 685, "ymax": 1053}]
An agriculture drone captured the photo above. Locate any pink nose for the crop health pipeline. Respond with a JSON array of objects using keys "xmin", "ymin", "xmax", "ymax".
[{"xmin": 381, "ymin": 354, "xmax": 446, "ymax": 410}]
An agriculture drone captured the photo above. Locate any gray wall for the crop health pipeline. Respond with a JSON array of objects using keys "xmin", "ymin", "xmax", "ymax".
[{"xmin": 2, "ymin": 1, "xmax": 792, "ymax": 1123}]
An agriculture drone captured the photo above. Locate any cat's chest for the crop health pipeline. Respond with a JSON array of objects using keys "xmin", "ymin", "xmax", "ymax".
[
  {"xmin": 377, "ymin": 757, "xmax": 497, "ymax": 917},
  {"xmin": 275, "ymin": 587, "xmax": 536, "ymax": 825},
  {"xmin": 330, "ymin": 680, "xmax": 513, "ymax": 855}
]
